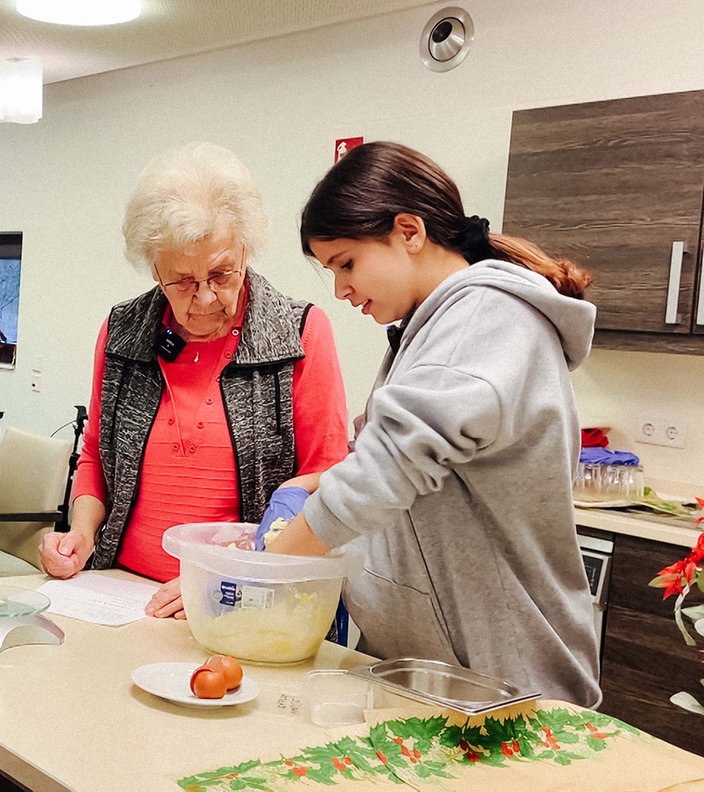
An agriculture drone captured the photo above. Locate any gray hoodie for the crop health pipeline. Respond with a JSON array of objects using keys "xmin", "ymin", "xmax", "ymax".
[{"xmin": 304, "ymin": 260, "xmax": 601, "ymax": 708}]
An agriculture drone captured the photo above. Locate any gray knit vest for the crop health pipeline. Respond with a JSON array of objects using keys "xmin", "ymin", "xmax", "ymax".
[{"xmin": 91, "ymin": 270, "xmax": 309, "ymax": 569}]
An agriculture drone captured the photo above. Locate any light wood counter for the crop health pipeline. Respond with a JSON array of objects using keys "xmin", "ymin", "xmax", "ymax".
[
  {"xmin": 0, "ymin": 570, "xmax": 376, "ymax": 792},
  {"xmin": 2, "ymin": 571, "xmax": 704, "ymax": 791},
  {"xmin": 574, "ymin": 505, "xmax": 701, "ymax": 548},
  {"xmin": 575, "ymin": 476, "xmax": 703, "ymax": 548}
]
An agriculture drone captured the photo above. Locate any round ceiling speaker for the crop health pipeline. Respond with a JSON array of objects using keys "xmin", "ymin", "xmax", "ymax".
[{"xmin": 420, "ymin": 6, "xmax": 474, "ymax": 72}]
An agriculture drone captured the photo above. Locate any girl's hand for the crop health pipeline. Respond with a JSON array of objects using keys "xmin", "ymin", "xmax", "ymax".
[
  {"xmin": 255, "ymin": 486, "xmax": 310, "ymax": 550},
  {"xmin": 266, "ymin": 512, "xmax": 331, "ymax": 557}
]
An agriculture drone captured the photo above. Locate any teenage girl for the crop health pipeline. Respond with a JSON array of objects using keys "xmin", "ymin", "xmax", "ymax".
[{"xmin": 267, "ymin": 141, "xmax": 601, "ymax": 708}]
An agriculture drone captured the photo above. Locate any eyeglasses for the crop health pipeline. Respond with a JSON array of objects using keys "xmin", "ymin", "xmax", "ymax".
[
  {"xmin": 158, "ymin": 269, "xmax": 239, "ymax": 295},
  {"xmin": 155, "ymin": 241, "xmax": 246, "ymax": 297}
]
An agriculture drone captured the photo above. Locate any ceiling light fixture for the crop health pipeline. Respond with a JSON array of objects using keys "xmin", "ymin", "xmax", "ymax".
[
  {"xmin": 0, "ymin": 57, "xmax": 42, "ymax": 124},
  {"xmin": 16, "ymin": 0, "xmax": 142, "ymax": 27}
]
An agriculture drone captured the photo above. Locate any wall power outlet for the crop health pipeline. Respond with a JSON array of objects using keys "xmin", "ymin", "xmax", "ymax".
[{"xmin": 635, "ymin": 414, "xmax": 687, "ymax": 448}]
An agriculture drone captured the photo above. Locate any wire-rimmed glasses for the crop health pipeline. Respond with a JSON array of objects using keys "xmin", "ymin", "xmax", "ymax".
[
  {"xmin": 155, "ymin": 244, "xmax": 246, "ymax": 296},
  {"xmin": 158, "ymin": 269, "xmax": 239, "ymax": 295}
]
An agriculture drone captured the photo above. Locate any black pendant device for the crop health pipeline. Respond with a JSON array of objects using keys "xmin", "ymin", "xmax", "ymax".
[{"xmin": 156, "ymin": 327, "xmax": 186, "ymax": 361}]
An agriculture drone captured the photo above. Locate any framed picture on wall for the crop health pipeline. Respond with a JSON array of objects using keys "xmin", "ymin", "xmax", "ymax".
[{"xmin": 0, "ymin": 233, "xmax": 22, "ymax": 370}]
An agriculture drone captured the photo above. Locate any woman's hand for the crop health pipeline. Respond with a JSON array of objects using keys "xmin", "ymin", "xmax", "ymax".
[
  {"xmin": 39, "ymin": 494, "xmax": 103, "ymax": 579},
  {"xmin": 39, "ymin": 530, "xmax": 94, "ymax": 579},
  {"xmin": 145, "ymin": 577, "xmax": 186, "ymax": 619}
]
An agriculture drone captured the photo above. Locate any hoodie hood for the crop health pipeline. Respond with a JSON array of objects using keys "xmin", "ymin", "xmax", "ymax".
[{"xmin": 411, "ymin": 259, "xmax": 596, "ymax": 370}]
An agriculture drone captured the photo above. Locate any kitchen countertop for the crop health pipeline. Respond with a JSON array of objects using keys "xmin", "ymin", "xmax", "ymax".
[
  {"xmin": 575, "ymin": 475, "xmax": 703, "ymax": 548},
  {"xmin": 2, "ymin": 570, "xmax": 704, "ymax": 791},
  {"xmin": 574, "ymin": 504, "xmax": 701, "ymax": 548},
  {"xmin": 0, "ymin": 570, "xmax": 380, "ymax": 792}
]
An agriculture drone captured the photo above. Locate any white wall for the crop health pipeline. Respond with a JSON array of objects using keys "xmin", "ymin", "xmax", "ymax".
[{"xmin": 2, "ymin": 0, "xmax": 704, "ymax": 487}]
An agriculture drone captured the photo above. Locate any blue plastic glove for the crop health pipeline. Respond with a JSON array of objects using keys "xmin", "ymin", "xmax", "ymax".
[
  {"xmin": 579, "ymin": 447, "xmax": 640, "ymax": 466},
  {"xmin": 255, "ymin": 486, "xmax": 310, "ymax": 550}
]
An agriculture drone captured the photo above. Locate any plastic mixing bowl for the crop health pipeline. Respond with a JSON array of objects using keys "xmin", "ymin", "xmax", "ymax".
[{"xmin": 163, "ymin": 522, "xmax": 355, "ymax": 664}]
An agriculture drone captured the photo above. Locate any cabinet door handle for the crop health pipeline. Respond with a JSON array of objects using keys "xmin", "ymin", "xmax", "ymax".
[
  {"xmin": 696, "ymin": 250, "xmax": 704, "ymax": 326},
  {"xmin": 665, "ymin": 241, "xmax": 684, "ymax": 325}
]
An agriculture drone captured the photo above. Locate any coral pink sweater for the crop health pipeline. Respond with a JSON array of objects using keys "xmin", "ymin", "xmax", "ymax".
[{"xmin": 74, "ymin": 304, "xmax": 349, "ymax": 582}]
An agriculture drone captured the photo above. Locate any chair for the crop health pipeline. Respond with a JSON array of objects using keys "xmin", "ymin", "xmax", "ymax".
[{"xmin": 0, "ymin": 427, "xmax": 73, "ymax": 575}]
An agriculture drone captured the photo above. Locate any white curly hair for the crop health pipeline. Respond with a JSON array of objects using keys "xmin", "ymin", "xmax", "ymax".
[{"xmin": 122, "ymin": 141, "xmax": 268, "ymax": 273}]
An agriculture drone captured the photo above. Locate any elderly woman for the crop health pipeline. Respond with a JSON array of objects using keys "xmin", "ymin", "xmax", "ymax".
[{"xmin": 39, "ymin": 142, "xmax": 349, "ymax": 618}]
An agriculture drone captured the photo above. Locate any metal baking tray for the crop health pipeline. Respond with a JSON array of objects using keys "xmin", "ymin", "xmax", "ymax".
[{"xmin": 348, "ymin": 657, "xmax": 540, "ymax": 716}]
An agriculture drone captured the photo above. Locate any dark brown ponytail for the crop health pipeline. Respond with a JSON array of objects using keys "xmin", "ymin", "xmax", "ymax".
[{"xmin": 300, "ymin": 141, "xmax": 592, "ymax": 298}]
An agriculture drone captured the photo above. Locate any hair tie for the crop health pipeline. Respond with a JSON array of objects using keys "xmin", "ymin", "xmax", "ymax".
[{"xmin": 452, "ymin": 215, "xmax": 493, "ymax": 263}]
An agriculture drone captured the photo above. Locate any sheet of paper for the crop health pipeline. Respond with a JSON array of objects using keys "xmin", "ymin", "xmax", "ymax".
[{"xmin": 36, "ymin": 572, "xmax": 160, "ymax": 626}]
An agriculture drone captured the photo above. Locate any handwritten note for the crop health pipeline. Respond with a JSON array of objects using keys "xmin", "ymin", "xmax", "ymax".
[{"xmin": 36, "ymin": 572, "xmax": 160, "ymax": 626}]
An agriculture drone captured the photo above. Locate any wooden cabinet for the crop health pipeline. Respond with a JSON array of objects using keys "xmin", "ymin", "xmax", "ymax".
[
  {"xmin": 599, "ymin": 533, "xmax": 704, "ymax": 755},
  {"xmin": 502, "ymin": 90, "xmax": 704, "ymax": 354}
]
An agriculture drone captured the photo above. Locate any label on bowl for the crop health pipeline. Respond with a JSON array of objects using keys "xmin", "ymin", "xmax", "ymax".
[
  {"xmin": 239, "ymin": 585, "xmax": 275, "ymax": 610},
  {"xmin": 217, "ymin": 580, "xmax": 239, "ymax": 607},
  {"xmin": 206, "ymin": 577, "xmax": 276, "ymax": 615}
]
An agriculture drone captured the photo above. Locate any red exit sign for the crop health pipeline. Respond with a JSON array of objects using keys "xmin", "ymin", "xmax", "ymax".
[{"xmin": 334, "ymin": 137, "xmax": 363, "ymax": 163}]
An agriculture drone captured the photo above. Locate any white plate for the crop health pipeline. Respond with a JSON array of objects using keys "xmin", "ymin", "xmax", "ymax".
[{"xmin": 131, "ymin": 662, "xmax": 259, "ymax": 707}]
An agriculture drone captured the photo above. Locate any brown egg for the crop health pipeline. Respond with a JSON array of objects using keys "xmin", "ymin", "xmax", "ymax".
[
  {"xmin": 204, "ymin": 654, "xmax": 243, "ymax": 691},
  {"xmin": 189, "ymin": 665, "xmax": 228, "ymax": 699}
]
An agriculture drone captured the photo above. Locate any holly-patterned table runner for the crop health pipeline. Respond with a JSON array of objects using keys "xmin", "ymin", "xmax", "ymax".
[{"xmin": 176, "ymin": 700, "xmax": 704, "ymax": 791}]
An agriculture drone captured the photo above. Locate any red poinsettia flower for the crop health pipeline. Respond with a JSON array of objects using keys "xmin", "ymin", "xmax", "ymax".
[
  {"xmin": 651, "ymin": 505, "xmax": 704, "ymax": 599},
  {"xmin": 689, "ymin": 529, "xmax": 704, "ymax": 561},
  {"xmin": 694, "ymin": 498, "xmax": 704, "ymax": 526},
  {"xmin": 652, "ymin": 558, "xmax": 691, "ymax": 598},
  {"xmin": 650, "ymin": 505, "xmax": 704, "ymax": 647}
]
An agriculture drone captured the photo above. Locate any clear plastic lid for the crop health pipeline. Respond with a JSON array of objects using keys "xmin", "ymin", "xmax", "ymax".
[{"xmin": 0, "ymin": 585, "xmax": 50, "ymax": 618}]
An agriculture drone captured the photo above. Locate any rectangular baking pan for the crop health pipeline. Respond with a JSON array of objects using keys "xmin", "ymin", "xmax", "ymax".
[{"xmin": 348, "ymin": 657, "xmax": 540, "ymax": 716}]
